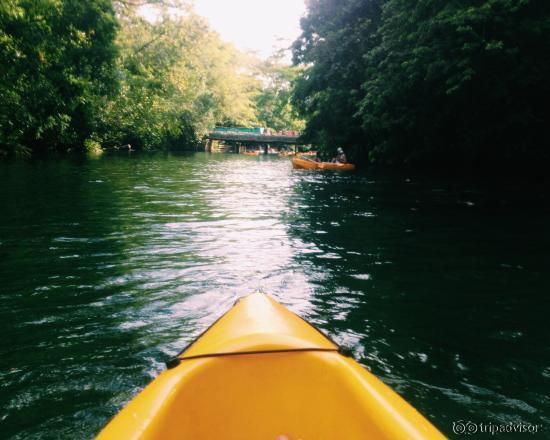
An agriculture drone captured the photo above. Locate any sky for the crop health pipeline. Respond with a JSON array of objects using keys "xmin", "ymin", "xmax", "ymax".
[{"xmin": 193, "ymin": 0, "xmax": 306, "ymax": 59}]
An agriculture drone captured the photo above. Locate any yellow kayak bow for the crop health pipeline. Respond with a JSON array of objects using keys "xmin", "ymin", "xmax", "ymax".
[{"xmin": 98, "ymin": 293, "xmax": 444, "ymax": 439}]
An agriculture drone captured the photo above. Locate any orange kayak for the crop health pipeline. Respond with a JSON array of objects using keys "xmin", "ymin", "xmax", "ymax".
[
  {"xmin": 98, "ymin": 293, "xmax": 444, "ymax": 439},
  {"xmin": 292, "ymin": 157, "xmax": 356, "ymax": 171}
]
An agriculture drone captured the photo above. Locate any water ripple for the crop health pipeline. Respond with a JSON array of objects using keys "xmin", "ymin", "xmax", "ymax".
[{"xmin": 0, "ymin": 153, "xmax": 549, "ymax": 438}]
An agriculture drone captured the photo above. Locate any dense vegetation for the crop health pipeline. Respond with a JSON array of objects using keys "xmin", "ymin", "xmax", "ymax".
[
  {"xmin": 99, "ymin": 4, "xmax": 258, "ymax": 151},
  {"xmin": 254, "ymin": 54, "xmax": 304, "ymax": 132},
  {"xmin": 0, "ymin": 0, "xmax": 118, "ymax": 156},
  {"xmin": 293, "ymin": 0, "xmax": 550, "ymax": 171},
  {"xmin": 0, "ymin": 0, "xmax": 302, "ymax": 156},
  {"xmin": 5, "ymin": 0, "xmax": 546, "ymax": 170}
]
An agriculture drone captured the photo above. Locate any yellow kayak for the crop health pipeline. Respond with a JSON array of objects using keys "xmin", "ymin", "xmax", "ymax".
[
  {"xmin": 98, "ymin": 293, "xmax": 444, "ymax": 440},
  {"xmin": 292, "ymin": 157, "xmax": 356, "ymax": 171}
]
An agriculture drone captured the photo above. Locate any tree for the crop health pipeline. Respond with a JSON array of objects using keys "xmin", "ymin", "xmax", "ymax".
[
  {"xmin": 254, "ymin": 54, "xmax": 304, "ymax": 132},
  {"xmin": 293, "ymin": 0, "xmax": 550, "ymax": 172},
  {"xmin": 292, "ymin": 0, "xmax": 384, "ymax": 160},
  {"xmin": 0, "ymin": 0, "xmax": 118, "ymax": 156},
  {"xmin": 98, "ymin": 3, "xmax": 259, "ymax": 150},
  {"xmin": 362, "ymin": 0, "xmax": 550, "ymax": 170}
]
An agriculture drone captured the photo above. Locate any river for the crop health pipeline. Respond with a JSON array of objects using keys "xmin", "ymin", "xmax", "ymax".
[{"xmin": 1, "ymin": 152, "xmax": 549, "ymax": 438}]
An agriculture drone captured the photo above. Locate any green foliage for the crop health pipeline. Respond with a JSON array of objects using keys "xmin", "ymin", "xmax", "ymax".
[
  {"xmin": 254, "ymin": 55, "xmax": 304, "ymax": 132},
  {"xmin": 0, "ymin": 0, "xmax": 118, "ymax": 155},
  {"xmin": 292, "ymin": 0, "xmax": 383, "ymax": 160},
  {"xmin": 293, "ymin": 0, "xmax": 550, "ymax": 170},
  {"xmin": 102, "ymin": 2, "xmax": 259, "ymax": 150},
  {"xmin": 84, "ymin": 138, "xmax": 103, "ymax": 155},
  {"xmin": 0, "ymin": 0, "xmax": 268, "ymax": 155}
]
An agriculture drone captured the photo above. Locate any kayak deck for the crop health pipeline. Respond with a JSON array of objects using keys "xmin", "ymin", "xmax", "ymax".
[{"xmin": 98, "ymin": 294, "xmax": 444, "ymax": 439}]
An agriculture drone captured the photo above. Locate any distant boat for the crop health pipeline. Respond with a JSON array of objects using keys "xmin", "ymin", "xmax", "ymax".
[
  {"xmin": 279, "ymin": 151, "xmax": 296, "ymax": 157},
  {"xmin": 292, "ymin": 157, "xmax": 356, "ymax": 171}
]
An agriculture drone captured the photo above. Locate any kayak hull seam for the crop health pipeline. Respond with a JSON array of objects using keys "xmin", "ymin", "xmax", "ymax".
[{"xmin": 170, "ymin": 347, "xmax": 340, "ymax": 366}]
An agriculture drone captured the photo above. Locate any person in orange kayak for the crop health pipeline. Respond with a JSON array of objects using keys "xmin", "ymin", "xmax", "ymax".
[{"xmin": 332, "ymin": 147, "xmax": 347, "ymax": 163}]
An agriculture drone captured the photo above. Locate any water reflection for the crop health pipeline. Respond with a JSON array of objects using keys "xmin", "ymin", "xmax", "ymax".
[
  {"xmin": 287, "ymin": 170, "xmax": 550, "ymax": 429},
  {"xmin": 0, "ymin": 154, "xmax": 549, "ymax": 438}
]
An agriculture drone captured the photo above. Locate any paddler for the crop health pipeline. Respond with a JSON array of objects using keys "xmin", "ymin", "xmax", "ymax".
[{"xmin": 332, "ymin": 147, "xmax": 347, "ymax": 164}]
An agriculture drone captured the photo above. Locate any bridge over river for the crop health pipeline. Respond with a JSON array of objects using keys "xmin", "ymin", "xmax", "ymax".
[{"xmin": 205, "ymin": 128, "xmax": 306, "ymax": 153}]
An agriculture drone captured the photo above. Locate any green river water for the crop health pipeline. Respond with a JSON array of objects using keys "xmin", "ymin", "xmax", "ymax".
[{"xmin": 0, "ymin": 152, "xmax": 549, "ymax": 438}]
